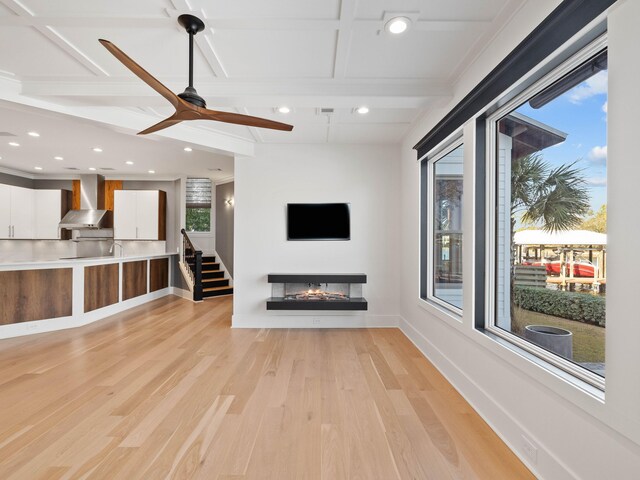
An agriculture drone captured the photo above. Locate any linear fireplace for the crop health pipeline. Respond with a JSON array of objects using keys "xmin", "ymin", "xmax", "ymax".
[{"xmin": 267, "ymin": 273, "xmax": 367, "ymax": 311}]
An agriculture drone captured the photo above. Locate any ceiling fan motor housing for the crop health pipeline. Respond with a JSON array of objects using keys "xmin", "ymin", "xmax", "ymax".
[{"xmin": 178, "ymin": 87, "xmax": 207, "ymax": 108}]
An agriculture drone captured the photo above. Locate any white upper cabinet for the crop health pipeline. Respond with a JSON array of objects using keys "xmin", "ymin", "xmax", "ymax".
[
  {"xmin": 114, "ymin": 190, "xmax": 166, "ymax": 240},
  {"xmin": 0, "ymin": 184, "xmax": 11, "ymax": 239},
  {"xmin": 34, "ymin": 190, "xmax": 67, "ymax": 239},
  {"xmin": 0, "ymin": 185, "xmax": 35, "ymax": 239},
  {"xmin": 0, "ymin": 186, "xmax": 70, "ymax": 240},
  {"xmin": 11, "ymin": 186, "xmax": 35, "ymax": 239},
  {"xmin": 135, "ymin": 190, "xmax": 160, "ymax": 240},
  {"xmin": 114, "ymin": 190, "xmax": 137, "ymax": 239}
]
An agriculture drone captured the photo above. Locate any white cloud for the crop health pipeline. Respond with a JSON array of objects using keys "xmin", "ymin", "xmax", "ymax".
[
  {"xmin": 589, "ymin": 145, "xmax": 607, "ymax": 162},
  {"xmin": 602, "ymin": 101, "xmax": 608, "ymax": 113},
  {"xmin": 587, "ymin": 177, "xmax": 607, "ymax": 187},
  {"xmin": 569, "ymin": 70, "xmax": 608, "ymax": 103}
]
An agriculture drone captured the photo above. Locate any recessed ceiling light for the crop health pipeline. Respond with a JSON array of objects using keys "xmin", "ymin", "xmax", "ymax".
[
  {"xmin": 28, "ymin": 131, "xmax": 40, "ymax": 137},
  {"xmin": 54, "ymin": 156, "xmax": 63, "ymax": 161},
  {"xmin": 34, "ymin": 166, "xmax": 43, "ymax": 170},
  {"xmin": 125, "ymin": 161, "xmax": 134, "ymax": 165},
  {"xmin": 356, "ymin": 106, "xmax": 370, "ymax": 114},
  {"xmin": 385, "ymin": 16, "xmax": 410, "ymax": 34},
  {"xmin": 148, "ymin": 170, "xmax": 155, "ymax": 174},
  {"xmin": 278, "ymin": 106, "xmax": 291, "ymax": 114},
  {"xmin": 92, "ymin": 147, "xmax": 103, "ymax": 153},
  {"xmin": 89, "ymin": 167, "xmax": 97, "ymax": 171},
  {"xmin": 8, "ymin": 142, "xmax": 19, "ymax": 147},
  {"xmin": 183, "ymin": 147, "xmax": 192, "ymax": 152}
]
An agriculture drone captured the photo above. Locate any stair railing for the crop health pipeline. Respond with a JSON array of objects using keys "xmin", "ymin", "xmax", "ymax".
[{"xmin": 181, "ymin": 228, "xmax": 203, "ymax": 301}]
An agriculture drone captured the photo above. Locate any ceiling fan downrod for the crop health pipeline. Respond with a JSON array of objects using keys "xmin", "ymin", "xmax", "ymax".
[{"xmin": 177, "ymin": 14, "xmax": 207, "ymax": 108}]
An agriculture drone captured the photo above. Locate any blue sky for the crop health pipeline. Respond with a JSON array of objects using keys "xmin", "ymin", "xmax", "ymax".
[{"xmin": 514, "ymin": 70, "xmax": 608, "ymax": 212}]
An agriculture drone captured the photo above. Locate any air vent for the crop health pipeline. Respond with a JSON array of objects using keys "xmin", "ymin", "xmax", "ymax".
[
  {"xmin": 100, "ymin": 167, "xmax": 115, "ymax": 171},
  {"xmin": 65, "ymin": 167, "xmax": 80, "ymax": 170},
  {"xmin": 317, "ymin": 108, "xmax": 335, "ymax": 115},
  {"xmin": 0, "ymin": 132, "xmax": 16, "ymax": 137}
]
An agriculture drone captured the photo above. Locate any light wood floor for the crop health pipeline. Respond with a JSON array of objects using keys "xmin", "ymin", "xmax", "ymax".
[{"xmin": 0, "ymin": 295, "xmax": 534, "ymax": 479}]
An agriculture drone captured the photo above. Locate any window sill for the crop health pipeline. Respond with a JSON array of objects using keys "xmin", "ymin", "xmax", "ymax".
[
  {"xmin": 479, "ymin": 327, "xmax": 605, "ymax": 402},
  {"xmin": 417, "ymin": 297, "xmax": 463, "ymax": 325}
]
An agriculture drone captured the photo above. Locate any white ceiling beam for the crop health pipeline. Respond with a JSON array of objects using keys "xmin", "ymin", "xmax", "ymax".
[
  {"xmin": 0, "ymin": 16, "xmax": 176, "ymax": 28},
  {"xmin": 20, "ymin": 94, "xmax": 440, "ymax": 110},
  {"xmin": 21, "ymin": 78, "xmax": 450, "ymax": 100},
  {"xmin": 0, "ymin": 15, "xmax": 489, "ymax": 32},
  {"xmin": 0, "ymin": 0, "xmax": 108, "ymax": 76},
  {"xmin": 332, "ymin": 0, "xmax": 357, "ymax": 79},
  {"xmin": 195, "ymin": 33, "xmax": 227, "ymax": 78}
]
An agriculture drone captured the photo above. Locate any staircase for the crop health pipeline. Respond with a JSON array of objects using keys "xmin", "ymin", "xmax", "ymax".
[
  {"xmin": 180, "ymin": 228, "xmax": 233, "ymax": 301},
  {"xmin": 190, "ymin": 254, "xmax": 233, "ymax": 298}
]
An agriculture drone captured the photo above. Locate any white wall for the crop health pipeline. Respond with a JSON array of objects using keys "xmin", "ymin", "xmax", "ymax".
[
  {"xmin": 399, "ymin": 1, "xmax": 640, "ymax": 479},
  {"xmin": 233, "ymin": 143, "xmax": 400, "ymax": 328}
]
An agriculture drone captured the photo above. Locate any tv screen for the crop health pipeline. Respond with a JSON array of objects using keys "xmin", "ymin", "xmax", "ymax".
[{"xmin": 287, "ymin": 203, "xmax": 350, "ymax": 240}]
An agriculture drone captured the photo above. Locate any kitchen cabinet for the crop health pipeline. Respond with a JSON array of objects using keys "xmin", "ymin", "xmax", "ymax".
[
  {"xmin": 0, "ymin": 186, "xmax": 70, "ymax": 240},
  {"xmin": 114, "ymin": 190, "xmax": 166, "ymax": 240},
  {"xmin": 0, "ymin": 184, "xmax": 34, "ymax": 239},
  {"xmin": 34, "ymin": 190, "xmax": 72, "ymax": 239}
]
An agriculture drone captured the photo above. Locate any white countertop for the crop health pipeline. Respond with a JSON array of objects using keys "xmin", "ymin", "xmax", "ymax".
[{"xmin": 0, "ymin": 252, "xmax": 174, "ymax": 269}]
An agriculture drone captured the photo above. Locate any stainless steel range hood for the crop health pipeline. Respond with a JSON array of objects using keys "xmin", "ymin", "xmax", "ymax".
[{"xmin": 59, "ymin": 175, "xmax": 113, "ymax": 230}]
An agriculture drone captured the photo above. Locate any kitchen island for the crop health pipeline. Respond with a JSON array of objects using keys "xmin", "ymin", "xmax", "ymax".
[{"xmin": 0, "ymin": 253, "xmax": 175, "ymax": 339}]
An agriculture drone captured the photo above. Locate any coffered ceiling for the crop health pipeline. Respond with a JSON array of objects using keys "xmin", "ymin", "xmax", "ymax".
[{"xmin": 0, "ymin": 0, "xmax": 525, "ymax": 163}]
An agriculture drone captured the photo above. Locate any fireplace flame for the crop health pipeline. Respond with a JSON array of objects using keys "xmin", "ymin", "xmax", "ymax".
[{"xmin": 285, "ymin": 288, "xmax": 348, "ymax": 301}]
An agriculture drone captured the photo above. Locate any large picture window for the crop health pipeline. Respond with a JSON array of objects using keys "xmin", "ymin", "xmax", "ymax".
[
  {"xmin": 487, "ymin": 38, "xmax": 607, "ymax": 388},
  {"xmin": 422, "ymin": 142, "xmax": 464, "ymax": 313}
]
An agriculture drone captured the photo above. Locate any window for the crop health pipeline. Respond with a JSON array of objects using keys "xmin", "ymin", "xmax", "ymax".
[
  {"xmin": 186, "ymin": 178, "xmax": 212, "ymax": 232},
  {"xmin": 487, "ymin": 38, "xmax": 607, "ymax": 387},
  {"xmin": 422, "ymin": 141, "xmax": 464, "ymax": 313}
]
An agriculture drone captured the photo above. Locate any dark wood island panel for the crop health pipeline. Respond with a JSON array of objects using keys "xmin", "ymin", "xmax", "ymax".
[
  {"xmin": 123, "ymin": 260, "xmax": 147, "ymax": 301},
  {"xmin": 0, "ymin": 268, "xmax": 73, "ymax": 324},
  {"xmin": 84, "ymin": 263, "xmax": 119, "ymax": 312},
  {"xmin": 149, "ymin": 257, "xmax": 169, "ymax": 292}
]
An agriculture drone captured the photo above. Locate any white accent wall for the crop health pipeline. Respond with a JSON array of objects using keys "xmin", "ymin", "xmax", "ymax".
[
  {"xmin": 398, "ymin": 1, "xmax": 640, "ymax": 479},
  {"xmin": 233, "ymin": 143, "xmax": 400, "ymax": 328}
]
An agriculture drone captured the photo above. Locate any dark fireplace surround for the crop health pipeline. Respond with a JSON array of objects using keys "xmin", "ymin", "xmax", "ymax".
[{"xmin": 267, "ymin": 273, "xmax": 367, "ymax": 311}]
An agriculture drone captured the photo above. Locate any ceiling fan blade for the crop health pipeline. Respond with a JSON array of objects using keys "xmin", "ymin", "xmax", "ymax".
[
  {"xmin": 99, "ymin": 39, "xmax": 181, "ymax": 109},
  {"xmin": 138, "ymin": 116, "xmax": 183, "ymax": 135},
  {"xmin": 191, "ymin": 107, "xmax": 294, "ymax": 131}
]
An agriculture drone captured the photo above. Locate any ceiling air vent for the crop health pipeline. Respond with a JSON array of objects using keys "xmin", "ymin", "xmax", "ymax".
[
  {"xmin": 0, "ymin": 132, "xmax": 16, "ymax": 137},
  {"xmin": 65, "ymin": 167, "xmax": 80, "ymax": 170},
  {"xmin": 317, "ymin": 107, "xmax": 335, "ymax": 116},
  {"xmin": 100, "ymin": 167, "xmax": 115, "ymax": 171}
]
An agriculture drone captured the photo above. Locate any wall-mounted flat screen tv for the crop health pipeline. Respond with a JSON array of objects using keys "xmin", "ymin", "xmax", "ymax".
[{"xmin": 287, "ymin": 203, "xmax": 350, "ymax": 240}]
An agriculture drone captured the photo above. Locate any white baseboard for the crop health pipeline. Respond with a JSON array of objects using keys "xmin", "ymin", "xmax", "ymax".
[
  {"xmin": 0, "ymin": 288, "xmax": 171, "ymax": 340},
  {"xmin": 231, "ymin": 313, "xmax": 399, "ymax": 329},
  {"xmin": 399, "ymin": 315, "xmax": 565, "ymax": 480},
  {"xmin": 170, "ymin": 286, "xmax": 194, "ymax": 301}
]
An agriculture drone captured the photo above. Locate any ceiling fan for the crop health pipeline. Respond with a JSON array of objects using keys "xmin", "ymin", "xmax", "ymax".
[{"xmin": 99, "ymin": 14, "xmax": 294, "ymax": 135}]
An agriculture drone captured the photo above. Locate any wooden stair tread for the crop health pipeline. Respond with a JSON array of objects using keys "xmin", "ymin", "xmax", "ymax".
[
  {"xmin": 201, "ymin": 269, "xmax": 223, "ymax": 274},
  {"xmin": 203, "ymin": 286, "xmax": 233, "ymax": 292}
]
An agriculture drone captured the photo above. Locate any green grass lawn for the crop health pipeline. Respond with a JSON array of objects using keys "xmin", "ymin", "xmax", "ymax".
[{"xmin": 511, "ymin": 307, "xmax": 605, "ymax": 363}]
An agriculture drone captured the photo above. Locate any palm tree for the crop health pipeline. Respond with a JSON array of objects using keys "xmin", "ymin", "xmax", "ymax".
[
  {"xmin": 511, "ymin": 153, "xmax": 590, "ymax": 233},
  {"xmin": 510, "ymin": 153, "xmax": 590, "ymax": 320}
]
